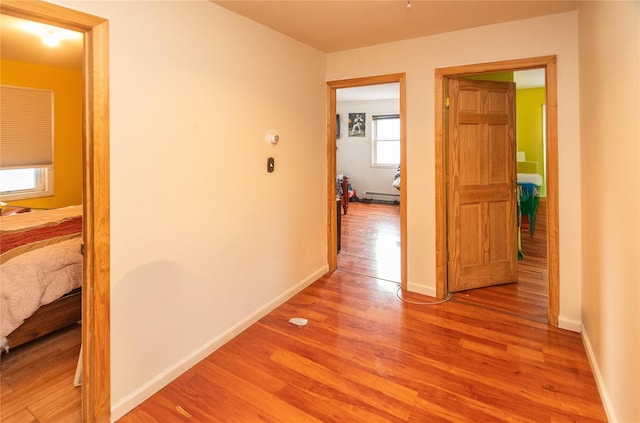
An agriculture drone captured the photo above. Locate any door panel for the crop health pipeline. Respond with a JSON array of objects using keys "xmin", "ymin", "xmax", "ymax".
[{"xmin": 447, "ymin": 79, "xmax": 517, "ymax": 292}]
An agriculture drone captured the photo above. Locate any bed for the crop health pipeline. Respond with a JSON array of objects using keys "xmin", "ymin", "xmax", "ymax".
[
  {"xmin": 0, "ymin": 205, "xmax": 83, "ymax": 352},
  {"xmin": 517, "ymin": 173, "xmax": 542, "ymax": 260}
]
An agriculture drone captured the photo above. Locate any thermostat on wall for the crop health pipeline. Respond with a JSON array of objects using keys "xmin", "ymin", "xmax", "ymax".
[{"xmin": 266, "ymin": 129, "xmax": 280, "ymax": 145}]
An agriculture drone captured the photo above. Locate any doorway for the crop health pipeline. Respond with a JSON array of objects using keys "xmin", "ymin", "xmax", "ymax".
[
  {"xmin": 327, "ymin": 73, "xmax": 407, "ymax": 288},
  {"xmin": 434, "ymin": 56, "xmax": 560, "ymax": 326},
  {"xmin": 0, "ymin": 2, "xmax": 111, "ymax": 421},
  {"xmin": 335, "ymin": 83, "xmax": 401, "ymax": 282}
]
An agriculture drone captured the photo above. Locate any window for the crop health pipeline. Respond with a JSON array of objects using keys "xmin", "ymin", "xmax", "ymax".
[
  {"xmin": 0, "ymin": 167, "xmax": 52, "ymax": 200},
  {"xmin": 0, "ymin": 85, "xmax": 54, "ymax": 201},
  {"xmin": 372, "ymin": 114, "xmax": 400, "ymax": 166}
]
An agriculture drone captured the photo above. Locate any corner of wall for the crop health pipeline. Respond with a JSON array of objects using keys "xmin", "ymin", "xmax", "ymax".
[
  {"xmin": 557, "ymin": 316, "xmax": 582, "ymax": 333},
  {"xmin": 582, "ymin": 324, "xmax": 618, "ymax": 423},
  {"xmin": 406, "ymin": 281, "xmax": 436, "ymax": 297},
  {"xmin": 110, "ymin": 264, "xmax": 329, "ymax": 421}
]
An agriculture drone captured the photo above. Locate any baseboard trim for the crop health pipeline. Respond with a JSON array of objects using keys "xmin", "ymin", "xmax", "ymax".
[
  {"xmin": 581, "ymin": 324, "xmax": 617, "ymax": 423},
  {"xmin": 406, "ymin": 281, "xmax": 437, "ymax": 298},
  {"xmin": 557, "ymin": 316, "xmax": 582, "ymax": 333},
  {"xmin": 110, "ymin": 264, "xmax": 329, "ymax": 422}
]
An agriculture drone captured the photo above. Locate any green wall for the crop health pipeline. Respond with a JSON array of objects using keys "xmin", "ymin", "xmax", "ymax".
[{"xmin": 516, "ymin": 87, "xmax": 546, "ymax": 197}]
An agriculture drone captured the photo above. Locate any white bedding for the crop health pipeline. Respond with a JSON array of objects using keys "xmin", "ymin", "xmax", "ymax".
[
  {"xmin": 0, "ymin": 237, "xmax": 82, "ymax": 338},
  {"xmin": 517, "ymin": 173, "xmax": 543, "ymax": 186}
]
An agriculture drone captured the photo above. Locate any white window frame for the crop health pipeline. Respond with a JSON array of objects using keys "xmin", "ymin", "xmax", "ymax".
[
  {"xmin": 372, "ymin": 114, "xmax": 400, "ymax": 167},
  {"xmin": 0, "ymin": 167, "xmax": 54, "ymax": 201}
]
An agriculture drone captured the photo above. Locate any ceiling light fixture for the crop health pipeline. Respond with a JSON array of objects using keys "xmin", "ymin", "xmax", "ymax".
[
  {"xmin": 41, "ymin": 28, "xmax": 61, "ymax": 47},
  {"xmin": 18, "ymin": 21, "xmax": 82, "ymax": 48}
]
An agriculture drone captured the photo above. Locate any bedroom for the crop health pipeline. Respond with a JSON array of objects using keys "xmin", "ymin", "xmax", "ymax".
[{"xmin": 0, "ymin": 13, "xmax": 85, "ymax": 420}]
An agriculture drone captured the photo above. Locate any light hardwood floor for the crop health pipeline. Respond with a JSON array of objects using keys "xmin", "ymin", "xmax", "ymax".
[
  {"xmin": 120, "ymin": 200, "xmax": 605, "ymax": 422},
  {"xmin": 451, "ymin": 199, "xmax": 550, "ymax": 323},
  {"xmin": 338, "ymin": 200, "xmax": 549, "ymax": 323},
  {"xmin": 0, "ymin": 324, "xmax": 81, "ymax": 423},
  {"xmin": 4, "ymin": 200, "xmax": 605, "ymax": 422}
]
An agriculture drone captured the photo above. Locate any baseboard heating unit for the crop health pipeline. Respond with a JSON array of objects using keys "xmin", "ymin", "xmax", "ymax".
[{"xmin": 360, "ymin": 191, "xmax": 400, "ymax": 204}]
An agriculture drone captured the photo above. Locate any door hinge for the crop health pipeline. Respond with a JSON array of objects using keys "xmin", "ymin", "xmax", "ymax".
[{"xmin": 445, "ymin": 97, "xmax": 450, "ymax": 109}]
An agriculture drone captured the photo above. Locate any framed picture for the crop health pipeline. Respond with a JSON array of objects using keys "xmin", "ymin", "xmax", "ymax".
[
  {"xmin": 348, "ymin": 113, "xmax": 366, "ymax": 137},
  {"xmin": 336, "ymin": 114, "xmax": 341, "ymax": 139}
]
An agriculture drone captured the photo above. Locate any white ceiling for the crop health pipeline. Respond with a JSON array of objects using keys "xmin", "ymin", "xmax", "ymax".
[
  {"xmin": 337, "ymin": 83, "xmax": 400, "ymax": 102},
  {"xmin": 0, "ymin": 14, "xmax": 83, "ymax": 70},
  {"xmin": 212, "ymin": 0, "xmax": 580, "ymax": 53},
  {"xmin": 1, "ymin": 2, "xmax": 563, "ymax": 81}
]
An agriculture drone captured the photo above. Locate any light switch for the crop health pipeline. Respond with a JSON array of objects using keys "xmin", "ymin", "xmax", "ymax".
[{"xmin": 267, "ymin": 157, "xmax": 275, "ymax": 173}]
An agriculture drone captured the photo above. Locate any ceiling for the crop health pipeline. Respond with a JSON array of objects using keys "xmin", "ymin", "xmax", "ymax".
[
  {"xmin": 1, "ymin": 1, "xmax": 560, "ymax": 86},
  {"xmin": 212, "ymin": 0, "xmax": 580, "ymax": 53},
  {"xmin": 1, "ymin": 14, "xmax": 83, "ymax": 70}
]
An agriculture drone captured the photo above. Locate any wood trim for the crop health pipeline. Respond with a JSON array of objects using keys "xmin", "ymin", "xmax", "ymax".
[
  {"xmin": 327, "ymin": 85, "xmax": 338, "ymax": 271},
  {"xmin": 434, "ymin": 55, "xmax": 559, "ymax": 326},
  {"xmin": 326, "ymin": 73, "xmax": 407, "ymax": 287},
  {"xmin": 544, "ymin": 58, "xmax": 559, "ymax": 326},
  {"xmin": 0, "ymin": 2, "xmax": 112, "ymax": 421}
]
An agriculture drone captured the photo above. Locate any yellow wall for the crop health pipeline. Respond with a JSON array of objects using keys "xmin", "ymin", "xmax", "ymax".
[
  {"xmin": 516, "ymin": 87, "xmax": 546, "ymax": 196},
  {"xmin": 1, "ymin": 59, "xmax": 83, "ymax": 208}
]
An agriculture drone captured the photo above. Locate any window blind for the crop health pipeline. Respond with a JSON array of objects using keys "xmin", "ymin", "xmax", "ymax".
[
  {"xmin": 372, "ymin": 114, "xmax": 399, "ymax": 120},
  {"xmin": 1, "ymin": 85, "xmax": 54, "ymax": 169}
]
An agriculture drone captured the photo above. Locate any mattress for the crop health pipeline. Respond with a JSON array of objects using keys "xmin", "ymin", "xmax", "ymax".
[{"xmin": 517, "ymin": 173, "xmax": 543, "ymax": 186}]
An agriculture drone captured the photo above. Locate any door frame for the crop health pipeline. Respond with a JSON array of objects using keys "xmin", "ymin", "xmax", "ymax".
[
  {"xmin": 435, "ymin": 56, "xmax": 559, "ymax": 326},
  {"xmin": 0, "ymin": 1, "xmax": 111, "ymax": 421},
  {"xmin": 326, "ymin": 73, "xmax": 407, "ymax": 287}
]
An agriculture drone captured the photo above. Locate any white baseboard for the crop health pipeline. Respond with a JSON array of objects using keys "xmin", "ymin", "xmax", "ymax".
[
  {"xmin": 557, "ymin": 316, "xmax": 582, "ymax": 333},
  {"xmin": 406, "ymin": 281, "xmax": 437, "ymax": 297},
  {"xmin": 110, "ymin": 264, "xmax": 329, "ymax": 422},
  {"xmin": 582, "ymin": 324, "xmax": 617, "ymax": 423}
]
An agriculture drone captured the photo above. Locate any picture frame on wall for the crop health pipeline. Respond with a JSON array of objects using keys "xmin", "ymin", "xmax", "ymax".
[{"xmin": 348, "ymin": 113, "xmax": 366, "ymax": 137}]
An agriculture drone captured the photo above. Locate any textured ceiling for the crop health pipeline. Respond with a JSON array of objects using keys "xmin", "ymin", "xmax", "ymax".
[
  {"xmin": 2, "ymin": 1, "xmax": 572, "ymax": 79},
  {"xmin": 0, "ymin": 14, "xmax": 83, "ymax": 70},
  {"xmin": 212, "ymin": 0, "xmax": 580, "ymax": 53}
]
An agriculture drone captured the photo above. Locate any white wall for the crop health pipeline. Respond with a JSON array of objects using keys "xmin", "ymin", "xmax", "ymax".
[
  {"xmin": 327, "ymin": 12, "xmax": 582, "ymax": 329},
  {"xmin": 55, "ymin": 1, "xmax": 327, "ymax": 420},
  {"xmin": 578, "ymin": 2, "xmax": 640, "ymax": 422},
  {"xmin": 337, "ymin": 99, "xmax": 400, "ymax": 198}
]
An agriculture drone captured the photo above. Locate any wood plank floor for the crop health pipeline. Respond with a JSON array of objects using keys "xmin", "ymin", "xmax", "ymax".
[
  {"xmin": 120, "ymin": 269, "xmax": 605, "ymax": 422},
  {"xmin": 338, "ymin": 202, "xmax": 401, "ymax": 283},
  {"xmin": 338, "ymin": 200, "xmax": 549, "ymax": 323},
  {"xmin": 120, "ymin": 200, "xmax": 605, "ymax": 422},
  {"xmin": 0, "ymin": 324, "xmax": 81, "ymax": 423},
  {"xmin": 451, "ymin": 199, "xmax": 549, "ymax": 323}
]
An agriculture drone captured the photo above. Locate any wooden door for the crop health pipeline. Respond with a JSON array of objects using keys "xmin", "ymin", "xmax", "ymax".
[{"xmin": 447, "ymin": 79, "xmax": 517, "ymax": 292}]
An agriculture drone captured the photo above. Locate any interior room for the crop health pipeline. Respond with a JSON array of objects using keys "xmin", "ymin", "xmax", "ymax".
[{"xmin": 0, "ymin": 1, "xmax": 637, "ymax": 422}]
